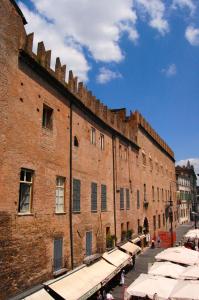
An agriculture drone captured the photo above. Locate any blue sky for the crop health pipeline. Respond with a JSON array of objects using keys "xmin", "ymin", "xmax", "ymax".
[{"xmin": 18, "ymin": 0, "xmax": 199, "ymax": 166}]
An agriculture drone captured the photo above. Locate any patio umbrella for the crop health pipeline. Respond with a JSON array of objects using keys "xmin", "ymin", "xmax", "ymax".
[
  {"xmin": 148, "ymin": 261, "xmax": 185, "ymax": 279},
  {"xmin": 126, "ymin": 273, "xmax": 177, "ymax": 300},
  {"xmin": 170, "ymin": 280, "xmax": 199, "ymax": 300},
  {"xmin": 179, "ymin": 265, "xmax": 199, "ymax": 280},
  {"xmin": 155, "ymin": 246, "xmax": 199, "ymax": 266}
]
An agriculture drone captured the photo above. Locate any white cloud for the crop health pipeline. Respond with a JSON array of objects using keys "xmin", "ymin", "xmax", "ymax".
[
  {"xmin": 96, "ymin": 67, "xmax": 122, "ymax": 84},
  {"xmin": 172, "ymin": 0, "xmax": 196, "ymax": 15},
  {"xmin": 135, "ymin": 0, "xmax": 169, "ymax": 35},
  {"xmin": 176, "ymin": 158, "xmax": 199, "ymax": 184},
  {"xmin": 162, "ymin": 64, "xmax": 177, "ymax": 77},
  {"xmin": 19, "ymin": 0, "xmax": 139, "ymax": 81},
  {"xmin": 185, "ymin": 25, "xmax": 199, "ymax": 46}
]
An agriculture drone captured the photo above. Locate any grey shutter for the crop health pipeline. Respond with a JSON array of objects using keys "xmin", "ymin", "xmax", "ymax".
[
  {"xmin": 101, "ymin": 184, "xmax": 107, "ymax": 211},
  {"xmin": 137, "ymin": 190, "xmax": 140, "ymax": 208},
  {"xmin": 73, "ymin": 179, "xmax": 81, "ymax": 212},
  {"xmin": 91, "ymin": 182, "xmax": 97, "ymax": 212},
  {"xmin": 120, "ymin": 188, "xmax": 124, "ymax": 210},
  {"xmin": 126, "ymin": 188, "xmax": 130, "ymax": 210},
  {"xmin": 86, "ymin": 231, "xmax": 92, "ymax": 256},
  {"xmin": 54, "ymin": 238, "xmax": 63, "ymax": 271}
]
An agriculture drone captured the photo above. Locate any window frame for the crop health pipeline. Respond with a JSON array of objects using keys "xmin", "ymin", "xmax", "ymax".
[
  {"xmin": 100, "ymin": 133, "xmax": 104, "ymax": 150},
  {"xmin": 18, "ymin": 168, "xmax": 34, "ymax": 214},
  {"xmin": 42, "ymin": 104, "xmax": 53, "ymax": 130},
  {"xmin": 55, "ymin": 176, "xmax": 65, "ymax": 213},
  {"xmin": 90, "ymin": 127, "xmax": 96, "ymax": 145}
]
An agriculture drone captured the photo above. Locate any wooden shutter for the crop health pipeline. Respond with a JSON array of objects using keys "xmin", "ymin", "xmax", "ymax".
[
  {"xmin": 120, "ymin": 188, "xmax": 124, "ymax": 210},
  {"xmin": 54, "ymin": 238, "xmax": 63, "ymax": 271},
  {"xmin": 126, "ymin": 188, "xmax": 130, "ymax": 210},
  {"xmin": 86, "ymin": 231, "xmax": 92, "ymax": 256},
  {"xmin": 73, "ymin": 179, "xmax": 81, "ymax": 212},
  {"xmin": 101, "ymin": 184, "xmax": 107, "ymax": 211},
  {"xmin": 91, "ymin": 182, "xmax": 97, "ymax": 212}
]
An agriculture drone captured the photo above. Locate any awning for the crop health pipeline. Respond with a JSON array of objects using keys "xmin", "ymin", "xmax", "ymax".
[
  {"xmin": 131, "ymin": 237, "xmax": 140, "ymax": 244},
  {"xmin": 24, "ymin": 289, "xmax": 54, "ymax": 300},
  {"xmin": 102, "ymin": 248, "xmax": 131, "ymax": 270},
  {"xmin": 120, "ymin": 242, "xmax": 141, "ymax": 255},
  {"xmin": 179, "ymin": 265, "xmax": 199, "ymax": 280},
  {"xmin": 48, "ymin": 259, "xmax": 117, "ymax": 300}
]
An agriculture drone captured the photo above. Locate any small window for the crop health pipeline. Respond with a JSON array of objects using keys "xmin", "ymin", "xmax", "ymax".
[
  {"xmin": 144, "ymin": 184, "xmax": 146, "ymax": 201},
  {"xmin": 74, "ymin": 136, "xmax": 79, "ymax": 147},
  {"xmin": 142, "ymin": 152, "xmax": 146, "ymax": 165},
  {"xmin": 42, "ymin": 104, "xmax": 53, "ymax": 130},
  {"xmin": 100, "ymin": 134, "xmax": 104, "ymax": 150},
  {"xmin": 157, "ymin": 187, "xmax": 159, "ymax": 201},
  {"xmin": 91, "ymin": 127, "xmax": 96, "ymax": 145},
  {"xmin": 18, "ymin": 168, "xmax": 33, "ymax": 213},
  {"xmin": 158, "ymin": 214, "xmax": 161, "ymax": 228},
  {"xmin": 120, "ymin": 188, "xmax": 124, "ymax": 210},
  {"xmin": 91, "ymin": 182, "xmax": 97, "ymax": 212},
  {"xmin": 56, "ymin": 176, "xmax": 65, "ymax": 213},
  {"xmin": 149, "ymin": 157, "xmax": 153, "ymax": 170},
  {"xmin": 152, "ymin": 186, "xmax": 155, "ymax": 201},
  {"xmin": 153, "ymin": 215, "xmax": 156, "ymax": 230},
  {"xmin": 163, "ymin": 213, "xmax": 165, "ymax": 226},
  {"xmin": 124, "ymin": 147, "xmax": 127, "ymax": 160}
]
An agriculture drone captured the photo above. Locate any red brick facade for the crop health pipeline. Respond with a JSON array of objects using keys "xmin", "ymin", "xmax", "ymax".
[{"xmin": 0, "ymin": 1, "xmax": 177, "ymax": 299}]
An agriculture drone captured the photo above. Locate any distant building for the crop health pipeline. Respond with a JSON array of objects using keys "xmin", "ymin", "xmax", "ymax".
[
  {"xmin": 176, "ymin": 161, "xmax": 197, "ymax": 224},
  {"xmin": 0, "ymin": 0, "xmax": 177, "ymax": 298}
]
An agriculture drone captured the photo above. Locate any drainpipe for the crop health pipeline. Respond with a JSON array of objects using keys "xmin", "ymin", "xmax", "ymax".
[
  {"xmin": 69, "ymin": 102, "xmax": 74, "ymax": 269},
  {"xmin": 112, "ymin": 135, "xmax": 117, "ymax": 239}
]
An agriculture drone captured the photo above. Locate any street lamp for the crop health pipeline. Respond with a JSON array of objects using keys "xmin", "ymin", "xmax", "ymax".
[{"xmin": 169, "ymin": 197, "xmax": 173, "ymax": 247}]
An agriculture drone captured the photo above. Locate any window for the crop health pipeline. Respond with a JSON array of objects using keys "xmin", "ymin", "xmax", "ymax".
[
  {"xmin": 91, "ymin": 127, "xmax": 96, "ymax": 145},
  {"xmin": 124, "ymin": 147, "xmax": 127, "ymax": 160},
  {"xmin": 126, "ymin": 188, "xmax": 130, "ymax": 210},
  {"xmin": 153, "ymin": 215, "xmax": 156, "ymax": 231},
  {"xmin": 163, "ymin": 213, "xmax": 165, "ymax": 226},
  {"xmin": 120, "ymin": 188, "xmax": 124, "ymax": 210},
  {"xmin": 74, "ymin": 136, "xmax": 79, "ymax": 147},
  {"xmin": 100, "ymin": 134, "xmax": 104, "ymax": 150},
  {"xmin": 142, "ymin": 152, "xmax": 146, "ymax": 165},
  {"xmin": 101, "ymin": 184, "xmax": 107, "ymax": 211},
  {"xmin": 73, "ymin": 178, "xmax": 81, "ymax": 212},
  {"xmin": 137, "ymin": 190, "xmax": 140, "ymax": 209},
  {"xmin": 144, "ymin": 184, "xmax": 146, "ymax": 201},
  {"xmin": 162, "ymin": 188, "xmax": 164, "ymax": 201},
  {"xmin": 86, "ymin": 231, "xmax": 92, "ymax": 256},
  {"xmin": 56, "ymin": 176, "xmax": 65, "ymax": 213},
  {"xmin": 91, "ymin": 182, "xmax": 97, "ymax": 212},
  {"xmin": 157, "ymin": 187, "xmax": 159, "ymax": 201},
  {"xmin": 152, "ymin": 186, "xmax": 155, "ymax": 201},
  {"xmin": 18, "ymin": 168, "xmax": 33, "ymax": 213},
  {"xmin": 42, "ymin": 104, "xmax": 53, "ymax": 129},
  {"xmin": 53, "ymin": 237, "xmax": 63, "ymax": 271},
  {"xmin": 158, "ymin": 214, "xmax": 161, "ymax": 228},
  {"xmin": 149, "ymin": 157, "xmax": 153, "ymax": 171}
]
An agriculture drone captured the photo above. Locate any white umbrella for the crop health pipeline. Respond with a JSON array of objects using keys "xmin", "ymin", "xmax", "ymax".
[
  {"xmin": 148, "ymin": 261, "xmax": 185, "ymax": 279},
  {"xmin": 179, "ymin": 265, "xmax": 199, "ymax": 280},
  {"xmin": 170, "ymin": 280, "xmax": 199, "ymax": 300},
  {"xmin": 155, "ymin": 247, "xmax": 199, "ymax": 266},
  {"xmin": 126, "ymin": 273, "xmax": 177, "ymax": 300},
  {"xmin": 184, "ymin": 229, "xmax": 199, "ymax": 240}
]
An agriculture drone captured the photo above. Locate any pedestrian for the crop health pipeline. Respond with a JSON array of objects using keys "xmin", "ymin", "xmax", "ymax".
[
  {"xmin": 96, "ymin": 290, "xmax": 103, "ymax": 300},
  {"xmin": 106, "ymin": 291, "xmax": 114, "ymax": 300},
  {"xmin": 157, "ymin": 235, "xmax": 160, "ymax": 248},
  {"xmin": 102, "ymin": 289, "xmax": 107, "ymax": 300},
  {"xmin": 151, "ymin": 239, "xmax": 155, "ymax": 249},
  {"xmin": 120, "ymin": 269, "xmax": 125, "ymax": 286}
]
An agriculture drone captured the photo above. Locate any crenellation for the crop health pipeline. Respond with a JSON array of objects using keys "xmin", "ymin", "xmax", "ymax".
[
  {"xmin": 45, "ymin": 50, "xmax": 51, "ymax": 69},
  {"xmin": 55, "ymin": 57, "xmax": 62, "ymax": 80},
  {"xmin": 68, "ymin": 70, "xmax": 74, "ymax": 91},
  {"xmin": 37, "ymin": 41, "xmax": 46, "ymax": 66},
  {"xmin": 25, "ymin": 33, "xmax": 34, "ymax": 54}
]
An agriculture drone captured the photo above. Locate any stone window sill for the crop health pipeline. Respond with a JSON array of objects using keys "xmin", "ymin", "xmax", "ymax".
[
  {"xmin": 17, "ymin": 212, "xmax": 34, "ymax": 216},
  {"xmin": 55, "ymin": 212, "xmax": 66, "ymax": 215}
]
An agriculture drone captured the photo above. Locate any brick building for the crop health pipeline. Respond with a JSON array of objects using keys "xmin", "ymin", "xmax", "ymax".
[{"xmin": 0, "ymin": 0, "xmax": 177, "ymax": 299}]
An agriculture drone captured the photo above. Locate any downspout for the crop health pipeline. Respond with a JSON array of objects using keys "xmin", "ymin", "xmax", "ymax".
[
  {"xmin": 69, "ymin": 102, "xmax": 74, "ymax": 269},
  {"xmin": 112, "ymin": 135, "xmax": 117, "ymax": 239}
]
